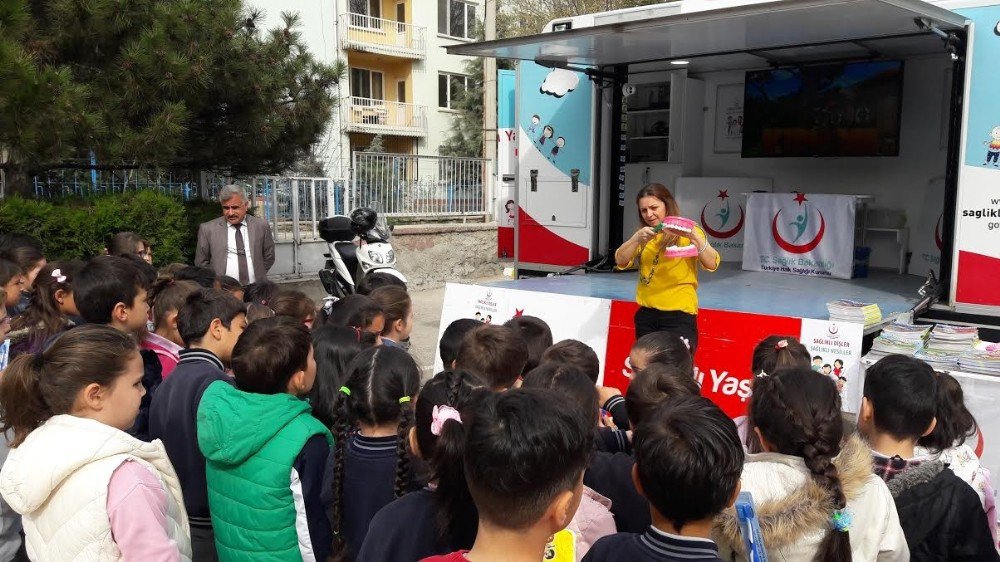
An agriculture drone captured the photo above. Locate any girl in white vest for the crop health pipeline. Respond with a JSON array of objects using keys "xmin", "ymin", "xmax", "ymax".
[{"xmin": 0, "ymin": 324, "xmax": 191, "ymax": 561}]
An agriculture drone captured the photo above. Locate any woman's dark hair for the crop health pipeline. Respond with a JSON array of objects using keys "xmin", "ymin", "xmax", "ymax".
[
  {"xmin": 370, "ymin": 286, "xmax": 411, "ymax": 336},
  {"xmin": 107, "ymin": 232, "xmax": 147, "ymax": 259},
  {"xmin": 632, "ymin": 331, "xmax": 693, "ymax": 375},
  {"xmin": 147, "ymin": 278, "xmax": 200, "ymax": 331},
  {"xmin": 309, "ymin": 325, "xmax": 377, "ymax": 428},
  {"xmin": 325, "ymin": 294, "xmax": 383, "ymax": 330},
  {"xmin": 231, "ymin": 316, "xmax": 312, "ymax": 394},
  {"xmin": 174, "ymin": 266, "xmax": 217, "ymax": 289},
  {"xmin": 413, "ymin": 370, "xmax": 486, "ymax": 549},
  {"xmin": 918, "ymin": 372, "xmax": 979, "ymax": 452},
  {"xmin": 243, "ymin": 280, "xmax": 279, "ymax": 306},
  {"xmin": 625, "ymin": 363, "xmax": 701, "ymax": 428},
  {"xmin": 635, "ymin": 184, "xmax": 682, "ymax": 245},
  {"xmin": 330, "ymin": 346, "xmax": 421, "ymax": 557},
  {"xmin": 10, "ymin": 260, "xmax": 85, "ymax": 344},
  {"xmin": 503, "ymin": 315, "xmax": 553, "ymax": 374},
  {"xmin": 0, "ymin": 234, "xmax": 45, "ymax": 276},
  {"xmin": 750, "ymin": 367, "xmax": 850, "ymax": 562},
  {"xmin": 269, "ymin": 290, "xmax": 316, "ymax": 324},
  {"xmin": 522, "ymin": 363, "xmax": 598, "ymax": 426},
  {"xmin": 0, "ymin": 325, "xmax": 138, "ymax": 446}
]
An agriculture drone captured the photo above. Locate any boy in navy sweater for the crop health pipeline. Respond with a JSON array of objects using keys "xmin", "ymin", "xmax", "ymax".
[
  {"xmin": 584, "ymin": 396, "xmax": 744, "ymax": 562},
  {"xmin": 148, "ymin": 288, "xmax": 246, "ymax": 562},
  {"xmin": 73, "ymin": 256, "xmax": 159, "ymax": 440}
]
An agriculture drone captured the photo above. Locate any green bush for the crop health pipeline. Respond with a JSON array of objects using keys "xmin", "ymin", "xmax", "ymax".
[{"xmin": 0, "ymin": 192, "xmax": 218, "ymax": 265}]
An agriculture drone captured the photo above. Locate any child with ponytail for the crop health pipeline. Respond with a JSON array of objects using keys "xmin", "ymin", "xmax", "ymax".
[
  {"xmin": 734, "ymin": 335, "xmax": 811, "ymax": 453},
  {"xmin": 8, "ymin": 261, "xmax": 84, "ymax": 359},
  {"xmin": 715, "ymin": 367, "xmax": 908, "ymax": 561},
  {"xmin": 357, "ymin": 370, "xmax": 487, "ymax": 561},
  {"xmin": 0, "ymin": 325, "xmax": 191, "ymax": 560},
  {"xmin": 370, "ymin": 286, "xmax": 414, "ymax": 348},
  {"xmin": 331, "ymin": 345, "xmax": 423, "ymax": 560}
]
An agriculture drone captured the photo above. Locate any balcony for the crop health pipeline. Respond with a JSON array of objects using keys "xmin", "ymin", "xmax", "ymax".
[
  {"xmin": 344, "ymin": 97, "xmax": 427, "ymax": 137},
  {"xmin": 339, "ymin": 13, "xmax": 426, "ymax": 59}
]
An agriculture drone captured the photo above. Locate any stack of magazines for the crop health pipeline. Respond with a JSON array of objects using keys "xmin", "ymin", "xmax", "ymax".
[
  {"xmin": 868, "ymin": 322, "xmax": 931, "ymax": 360},
  {"xmin": 957, "ymin": 347, "xmax": 1000, "ymax": 376},
  {"xmin": 926, "ymin": 324, "xmax": 979, "ymax": 353},
  {"xmin": 827, "ymin": 299, "xmax": 883, "ymax": 327}
]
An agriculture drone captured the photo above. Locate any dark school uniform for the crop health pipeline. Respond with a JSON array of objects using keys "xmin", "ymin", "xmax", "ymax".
[
  {"xmin": 584, "ymin": 451, "xmax": 650, "ymax": 533},
  {"xmin": 356, "ymin": 487, "xmax": 475, "ymax": 562},
  {"xmin": 584, "ymin": 527, "xmax": 725, "ymax": 562}
]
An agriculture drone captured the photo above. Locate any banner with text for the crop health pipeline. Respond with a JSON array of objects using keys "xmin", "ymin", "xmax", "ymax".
[
  {"xmin": 799, "ymin": 319, "xmax": 865, "ymax": 413},
  {"xmin": 742, "ymin": 193, "xmax": 856, "ymax": 279}
]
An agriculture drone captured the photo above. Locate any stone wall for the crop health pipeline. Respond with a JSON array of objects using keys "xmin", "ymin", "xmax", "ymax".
[{"xmin": 392, "ymin": 222, "xmax": 501, "ymax": 289}]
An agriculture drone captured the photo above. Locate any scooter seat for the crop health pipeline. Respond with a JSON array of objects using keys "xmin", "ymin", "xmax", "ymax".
[{"xmin": 334, "ymin": 242, "xmax": 359, "ymax": 278}]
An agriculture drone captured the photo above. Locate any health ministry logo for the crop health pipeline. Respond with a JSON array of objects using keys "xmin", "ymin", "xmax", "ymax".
[
  {"xmin": 700, "ymin": 190, "xmax": 744, "ymax": 239},
  {"xmin": 772, "ymin": 193, "xmax": 826, "ymax": 254}
]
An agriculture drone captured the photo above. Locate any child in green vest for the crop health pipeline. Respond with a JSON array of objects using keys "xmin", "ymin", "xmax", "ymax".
[{"xmin": 197, "ymin": 316, "xmax": 333, "ymax": 561}]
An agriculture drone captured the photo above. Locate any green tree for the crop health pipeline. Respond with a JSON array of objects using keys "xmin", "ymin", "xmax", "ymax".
[
  {"xmin": 0, "ymin": 0, "xmax": 342, "ymax": 195},
  {"xmin": 439, "ymin": 58, "xmax": 486, "ymax": 158},
  {"xmin": 498, "ymin": 0, "xmax": 663, "ymax": 38}
]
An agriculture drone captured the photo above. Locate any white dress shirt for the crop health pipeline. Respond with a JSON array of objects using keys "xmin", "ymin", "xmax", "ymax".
[{"xmin": 226, "ymin": 222, "xmax": 256, "ymax": 284}]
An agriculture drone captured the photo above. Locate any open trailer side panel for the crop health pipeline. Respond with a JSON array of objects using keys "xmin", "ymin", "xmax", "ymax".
[{"xmin": 951, "ymin": 4, "xmax": 1000, "ymax": 314}]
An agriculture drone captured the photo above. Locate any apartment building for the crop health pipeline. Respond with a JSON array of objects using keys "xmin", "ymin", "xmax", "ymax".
[{"xmin": 255, "ymin": 0, "xmax": 484, "ymax": 176}]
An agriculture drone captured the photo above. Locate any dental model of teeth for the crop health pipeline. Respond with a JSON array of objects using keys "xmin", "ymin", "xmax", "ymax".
[{"xmin": 657, "ymin": 217, "xmax": 700, "ymax": 258}]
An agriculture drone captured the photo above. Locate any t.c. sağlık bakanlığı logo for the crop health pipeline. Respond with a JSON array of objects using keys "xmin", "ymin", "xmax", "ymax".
[
  {"xmin": 772, "ymin": 193, "xmax": 826, "ymax": 254},
  {"xmin": 700, "ymin": 189, "xmax": 744, "ymax": 239}
]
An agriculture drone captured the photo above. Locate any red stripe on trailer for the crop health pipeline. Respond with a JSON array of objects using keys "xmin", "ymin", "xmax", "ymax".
[
  {"xmin": 517, "ymin": 207, "xmax": 589, "ymax": 266},
  {"xmin": 956, "ymin": 251, "xmax": 1000, "ymax": 307}
]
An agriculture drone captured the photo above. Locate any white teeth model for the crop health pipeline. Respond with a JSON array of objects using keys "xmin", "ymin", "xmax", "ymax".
[{"xmin": 664, "ymin": 244, "xmax": 699, "ymax": 258}]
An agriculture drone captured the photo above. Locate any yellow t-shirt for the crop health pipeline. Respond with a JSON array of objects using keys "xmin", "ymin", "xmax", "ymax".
[{"xmin": 618, "ymin": 226, "xmax": 719, "ymax": 315}]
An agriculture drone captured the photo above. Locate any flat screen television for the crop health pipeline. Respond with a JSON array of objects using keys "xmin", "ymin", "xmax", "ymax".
[{"xmin": 741, "ymin": 60, "xmax": 904, "ymax": 158}]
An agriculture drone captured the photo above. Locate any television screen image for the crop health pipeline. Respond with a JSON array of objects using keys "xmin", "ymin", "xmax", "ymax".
[{"xmin": 741, "ymin": 60, "xmax": 904, "ymax": 158}]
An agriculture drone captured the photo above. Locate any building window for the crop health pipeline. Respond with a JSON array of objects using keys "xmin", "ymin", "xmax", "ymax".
[
  {"xmin": 351, "ymin": 68, "xmax": 384, "ymax": 100},
  {"xmin": 439, "ymin": 72, "xmax": 469, "ymax": 109},
  {"xmin": 438, "ymin": 0, "xmax": 476, "ymax": 39},
  {"xmin": 349, "ymin": 0, "xmax": 381, "ymax": 27}
]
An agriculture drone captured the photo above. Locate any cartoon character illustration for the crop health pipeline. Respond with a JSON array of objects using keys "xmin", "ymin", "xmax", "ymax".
[
  {"xmin": 822, "ymin": 364, "xmax": 832, "ymax": 376},
  {"xmin": 836, "ymin": 376, "xmax": 846, "ymax": 394},
  {"xmin": 790, "ymin": 211, "xmax": 809, "ymax": 242},
  {"xmin": 984, "ymin": 126, "xmax": 1000, "ymax": 167},
  {"xmin": 504, "ymin": 199, "xmax": 515, "ymax": 226},
  {"xmin": 550, "ymin": 137, "xmax": 565, "ymax": 159},
  {"xmin": 527, "ymin": 114, "xmax": 540, "ymax": 135},
  {"xmin": 539, "ymin": 125, "xmax": 554, "ymax": 145},
  {"xmin": 833, "ymin": 358, "xmax": 844, "ymax": 377},
  {"xmin": 812, "ymin": 356, "xmax": 823, "ymax": 371}
]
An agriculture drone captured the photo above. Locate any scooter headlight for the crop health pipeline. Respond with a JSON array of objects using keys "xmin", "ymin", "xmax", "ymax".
[{"xmin": 367, "ymin": 250, "xmax": 385, "ymax": 264}]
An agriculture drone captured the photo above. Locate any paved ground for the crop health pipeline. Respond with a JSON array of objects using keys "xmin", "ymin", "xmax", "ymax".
[{"xmin": 280, "ymin": 276, "xmax": 500, "ymax": 378}]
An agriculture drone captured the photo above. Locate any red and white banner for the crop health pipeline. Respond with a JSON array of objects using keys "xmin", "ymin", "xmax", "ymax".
[
  {"xmin": 674, "ymin": 177, "xmax": 773, "ymax": 262},
  {"xmin": 743, "ymin": 193, "xmax": 856, "ymax": 279}
]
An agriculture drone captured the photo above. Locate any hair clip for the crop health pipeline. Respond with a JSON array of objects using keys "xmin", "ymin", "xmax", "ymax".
[
  {"xmin": 756, "ymin": 370, "xmax": 769, "ymax": 378},
  {"xmin": 352, "ymin": 326, "xmax": 362, "ymax": 342},
  {"xmin": 338, "ymin": 386, "xmax": 351, "ymax": 397},
  {"xmin": 679, "ymin": 336, "xmax": 691, "ymax": 351},
  {"xmin": 775, "ymin": 339, "xmax": 789, "ymax": 350},
  {"xmin": 431, "ymin": 405, "xmax": 462, "ymax": 436},
  {"xmin": 398, "ymin": 396, "xmax": 411, "ymax": 404},
  {"xmin": 831, "ymin": 507, "xmax": 853, "ymax": 532},
  {"xmin": 51, "ymin": 269, "xmax": 66, "ymax": 284}
]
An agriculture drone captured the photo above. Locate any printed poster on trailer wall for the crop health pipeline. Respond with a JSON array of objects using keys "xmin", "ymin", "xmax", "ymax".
[
  {"xmin": 742, "ymin": 193, "xmax": 856, "ymax": 279},
  {"xmin": 674, "ymin": 177, "xmax": 773, "ymax": 262},
  {"xmin": 798, "ymin": 319, "xmax": 865, "ymax": 414},
  {"xmin": 435, "ymin": 283, "xmax": 612, "ymax": 376}
]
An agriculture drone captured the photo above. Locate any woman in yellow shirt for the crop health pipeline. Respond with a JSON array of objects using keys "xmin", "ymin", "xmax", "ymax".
[{"xmin": 614, "ymin": 183, "xmax": 720, "ymax": 352}]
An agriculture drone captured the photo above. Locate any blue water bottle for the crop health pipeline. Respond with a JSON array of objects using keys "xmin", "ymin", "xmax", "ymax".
[{"xmin": 735, "ymin": 491, "xmax": 768, "ymax": 562}]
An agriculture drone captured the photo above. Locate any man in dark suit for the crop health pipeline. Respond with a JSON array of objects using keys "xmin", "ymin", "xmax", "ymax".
[{"xmin": 195, "ymin": 185, "xmax": 275, "ymax": 284}]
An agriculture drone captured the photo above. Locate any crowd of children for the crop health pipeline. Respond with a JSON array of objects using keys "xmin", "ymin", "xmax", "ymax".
[{"xmin": 0, "ymin": 231, "xmax": 998, "ymax": 562}]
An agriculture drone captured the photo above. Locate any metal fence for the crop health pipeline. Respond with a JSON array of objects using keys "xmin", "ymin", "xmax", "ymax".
[
  {"xmin": 32, "ymin": 169, "xmax": 202, "ymax": 199},
  {"xmin": 350, "ymin": 152, "xmax": 492, "ymax": 219}
]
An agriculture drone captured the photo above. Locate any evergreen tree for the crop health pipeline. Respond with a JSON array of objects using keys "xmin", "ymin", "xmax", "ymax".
[{"xmin": 0, "ymin": 0, "xmax": 342, "ymax": 195}]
